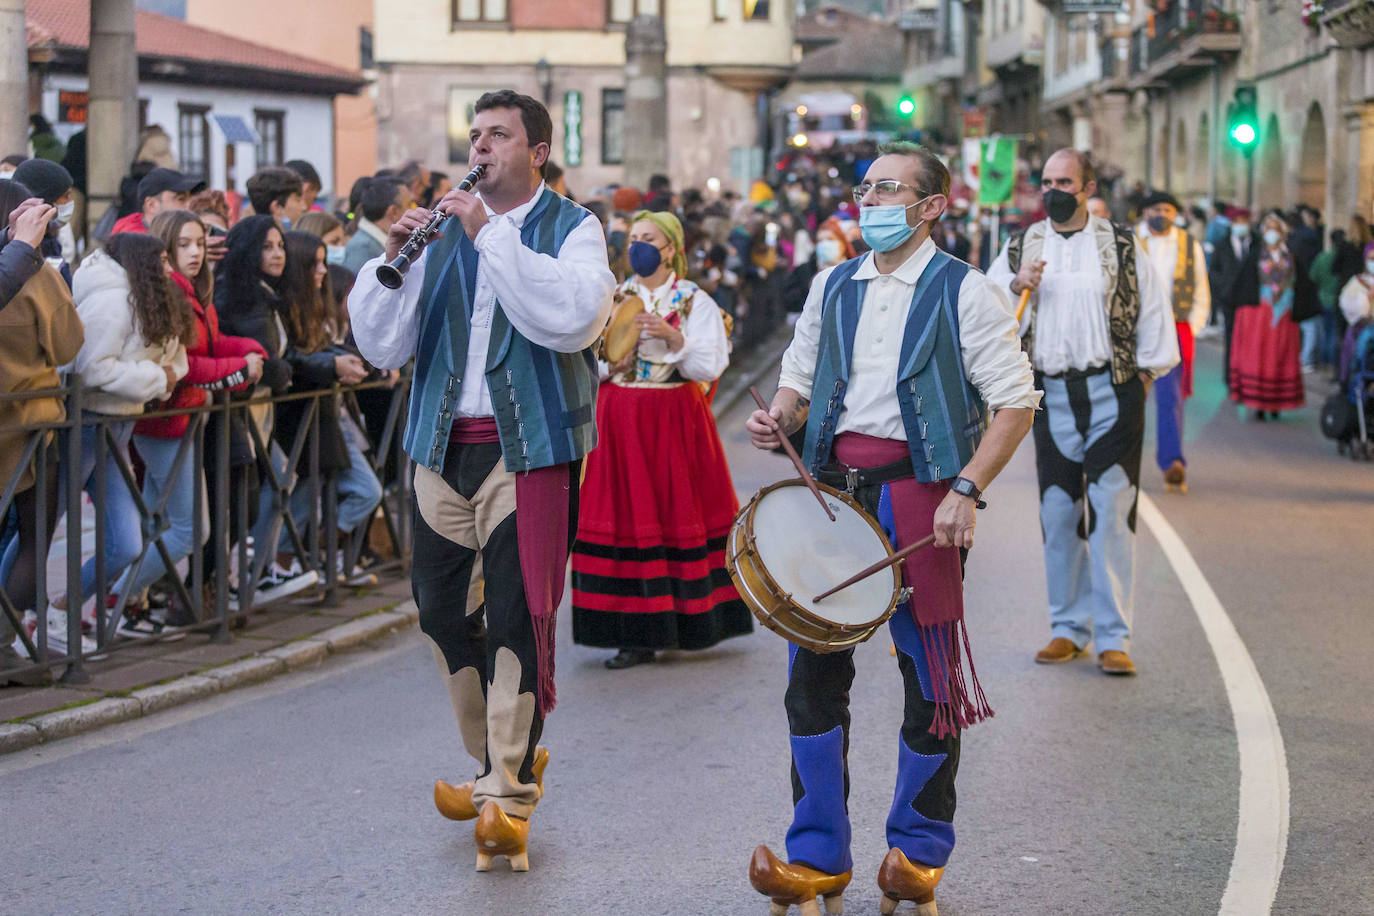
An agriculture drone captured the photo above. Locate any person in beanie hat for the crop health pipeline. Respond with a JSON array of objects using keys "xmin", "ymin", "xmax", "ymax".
[{"xmin": 11, "ymin": 159, "xmax": 75, "ymax": 282}]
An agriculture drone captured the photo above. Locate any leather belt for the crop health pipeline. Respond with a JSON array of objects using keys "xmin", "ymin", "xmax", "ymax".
[
  {"xmin": 814, "ymin": 457, "xmax": 915, "ymax": 494},
  {"xmin": 1040, "ymin": 363, "xmax": 1110, "ymax": 381}
]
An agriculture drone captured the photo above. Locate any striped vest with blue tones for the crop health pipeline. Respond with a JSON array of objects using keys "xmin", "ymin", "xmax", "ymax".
[
  {"xmin": 800, "ymin": 250, "xmax": 988, "ymax": 483},
  {"xmin": 406, "ymin": 188, "xmax": 600, "ymax": 473}
]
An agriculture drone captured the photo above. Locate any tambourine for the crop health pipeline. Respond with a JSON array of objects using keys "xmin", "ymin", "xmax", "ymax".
[{"xmin": 601, "ymin": 293, "xmax": 645, "ymax": 364}]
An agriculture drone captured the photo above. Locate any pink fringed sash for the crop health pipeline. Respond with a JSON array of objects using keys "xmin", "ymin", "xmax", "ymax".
[{"xmin": 833, "ymin": 433, "xmax": 993, "ymax": 738}]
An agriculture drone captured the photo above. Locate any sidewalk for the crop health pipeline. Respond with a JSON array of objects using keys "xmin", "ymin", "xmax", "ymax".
[
  {"xmin": 1, "ymin": 580, "xmax": 418, "ymax": 754},
  {"xmin": 0, "ymin": 320, "xmax": 797, "ymax": 755}
]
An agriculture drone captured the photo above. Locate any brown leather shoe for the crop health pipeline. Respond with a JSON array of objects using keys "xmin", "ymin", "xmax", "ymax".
[
  {"xmin": 1099, "ymin": 650, "xmax": 1137, "ymax": 676},
  {"xmin": 435, "ymin": 745, "xmax": 550, "ymax": 821},
  {"xmin": 877, "ymin": 848, "xmax": 944, "ymax": 916},
  {"xmin": 1163, "ymin": 461, "xmax": 1187, "ymax": 492},
  {"xmin": 1034, "ymin": 637, "xmax": 1084, "ymax": 665},
  {"xmin": 748, "ymin": 844, "xmax": 851, "ymax": 916},
  {"xmin": 474, "ymin": 801, "xmax": 530, "ymax": 872}
]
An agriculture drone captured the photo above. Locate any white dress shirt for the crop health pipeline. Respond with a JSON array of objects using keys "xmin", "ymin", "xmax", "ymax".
[
  {"xmin": 347, "ymin": 182, "xmax": 615, "ymax": 417},
  {"xmin": 986, "ymin": 222, "xmax": 1179, "ymax": 377},
  {"xmin": 1138, "ymin": 227, "xmax": 1211, "ymax": 335},
  {"xmin": 606, "ymin": 274, "xmax": 730, "ymax": 384},
  {"xmin": 779, "ymin": 238, "xmax": 1040, "ymax": 443}
]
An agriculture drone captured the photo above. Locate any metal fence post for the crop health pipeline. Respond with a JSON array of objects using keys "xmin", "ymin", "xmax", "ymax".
[{"xmin": 60, "ymin": 377, "xmax": 87, "ymax": 684}]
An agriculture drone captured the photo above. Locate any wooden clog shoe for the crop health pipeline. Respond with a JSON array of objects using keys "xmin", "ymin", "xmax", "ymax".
[
  {"xmin": 434, "ymin": 745, "xmax": 550, "ymax": 821},
  {"xmin": 473, "ymin": 801, "xmax": 530, "ymax": 872},
  {"xmin": 876, "ymin": 848, "xmax": 943, "ymax": 915},
  {"xmin": 748, "ymin": 844, "xmax": 851, "ymax": 916}
]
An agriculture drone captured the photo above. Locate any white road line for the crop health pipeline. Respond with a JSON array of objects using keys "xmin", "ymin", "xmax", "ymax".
[{"xmin": 1138, "ymin": 494, "xmax": 1290, "ymax": 916}]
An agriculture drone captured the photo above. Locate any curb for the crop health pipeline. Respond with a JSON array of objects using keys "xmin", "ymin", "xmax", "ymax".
[{"xmin": 2, "ymin": 601, "xmax": 420, "ymax": 755}]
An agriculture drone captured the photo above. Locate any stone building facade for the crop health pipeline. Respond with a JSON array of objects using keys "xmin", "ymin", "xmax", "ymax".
[{"xmin": 372, "ymin": 0, "xmax": 794, "ymax": 194}]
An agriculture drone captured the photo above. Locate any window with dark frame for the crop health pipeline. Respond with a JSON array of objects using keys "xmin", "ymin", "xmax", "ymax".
[
  {"xmin": 609, "ymin": 0, "xmax": 662, "ymax": 22},
  {"xmin": 177, "ymin": 104, "xmax": 210, "ymax": 180},
  {"xmin": 254, "ymin": 110, "xmax": 285, "ymax": 170},
  {"xmin": 601, "ymin": 88, "xmax": 625, "ymax": 165},
  {"xmin": 743, "ymin": 0, "xmax": 770, "ymax": 20},
  {"xmin": 452, "ymin": 0, "xmax": 508, "ymax": 24}
]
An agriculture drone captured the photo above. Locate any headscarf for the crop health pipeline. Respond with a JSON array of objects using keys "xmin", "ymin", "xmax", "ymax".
[{"xmin": 630, "ymin": 209, "xmax": 687, "ymax": 278}]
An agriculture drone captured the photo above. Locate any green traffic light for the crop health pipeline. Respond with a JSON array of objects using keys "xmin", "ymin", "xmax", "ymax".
[
  {"xmin": 1230, "ymin": 123, "xmax": 1256, "ymax": 147},
  {"xmin": 897, "ymin": 97, "xmax": 916, "ymax": 117}
]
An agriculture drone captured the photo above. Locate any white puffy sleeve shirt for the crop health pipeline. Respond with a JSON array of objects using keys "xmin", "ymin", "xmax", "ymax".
[
  {"xmin": 609, "ymin": 275, "xmax": 730, "ymax": 385},
  {"xmin": 779, "ymin": 239, "xmax": 1040, "ymax": 442},
  {"xmin": 347, "ymin": 183, "xmax": 615, "ymax": 417}
]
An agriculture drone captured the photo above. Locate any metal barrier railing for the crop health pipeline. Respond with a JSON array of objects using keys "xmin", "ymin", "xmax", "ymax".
[{"xmin": 0, "ymin": 371, "xmax": 413, "ymax": 686}]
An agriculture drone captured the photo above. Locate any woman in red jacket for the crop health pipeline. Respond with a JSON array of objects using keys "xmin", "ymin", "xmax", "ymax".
[{"xmin": 117, "ymin": 210, "xmax": 266, "ymax": 633}]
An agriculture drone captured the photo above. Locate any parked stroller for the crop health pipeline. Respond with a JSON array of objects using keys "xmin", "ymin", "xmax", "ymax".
[{"xmin": 1320, "ymin": 318, "xmax": 1374, "ymax": 459}]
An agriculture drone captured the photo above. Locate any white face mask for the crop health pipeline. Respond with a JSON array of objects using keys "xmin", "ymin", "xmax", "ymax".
[
  {"xmin": 1231, "ymin": 223, "xmax": 1250, "ymax": 239},
  {"xmin": 1366, "ymin": 260, "xmax": 1374, "ymax": 276},
  {"xmin": 1263, "ymin": 229, "xmax": 1283, "ymax": 247},
  {"xmin": 815, "ymin": 238, "xmax": 843, "ymax": 266},
  {"xmin": 55, "ymin": 200, "xmax": 75, "ymax": 225},
  {"xmin": 0, "ymin": 168, "xmax": 14, "ymax": 180}
]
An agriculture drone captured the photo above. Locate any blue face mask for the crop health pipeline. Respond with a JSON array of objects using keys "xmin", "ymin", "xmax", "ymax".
[
  {"xmin": 859, "ymin": 199, "xmax": 927, "ymax": 253},
  {"xmin": 326, "ymin": 245, "xmax": 346, "ymax": 266},
  {"xmin": 628, "ymin": 240, "xmax": 664, "ymax": 277}
]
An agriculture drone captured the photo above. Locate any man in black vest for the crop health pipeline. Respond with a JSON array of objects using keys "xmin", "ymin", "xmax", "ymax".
[
  {"xmin": 987, "ymin": 149, "xmax": 1178, "ymax": 677},
  {"xmin": 1208, "ymin": 207, "xmax": 1256, "ymax": 390}
]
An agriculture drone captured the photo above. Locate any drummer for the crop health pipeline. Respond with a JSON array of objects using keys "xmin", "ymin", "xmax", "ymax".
[
  {"xmin": 744, "ymin": 141, "xmax": 1039, "ymax": 915},
  {"xmin": 570, "ymin": 209, "xmax": 751, "ymax": 669}
]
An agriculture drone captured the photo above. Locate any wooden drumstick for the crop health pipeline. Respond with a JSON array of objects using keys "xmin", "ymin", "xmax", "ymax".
[
  {"xmin": 813, "ymin": 533, "xmax": 936, "ymax": 603},
  {"xmin": 1015, "ymin": 286, "xmax": 1031, "ymax": 323},
  {"xmin": 750, "ymin": 386, "xmax": 835, "ymax": 522}
]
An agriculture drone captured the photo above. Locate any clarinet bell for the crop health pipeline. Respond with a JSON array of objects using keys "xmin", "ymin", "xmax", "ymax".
[{"xmin": 376, "ymin": 261, "xmax": 407, "ymax": 290}]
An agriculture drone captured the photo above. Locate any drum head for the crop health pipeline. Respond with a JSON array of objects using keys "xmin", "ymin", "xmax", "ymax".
[
  {"xmin": 603, "ymin": 294, "xmax": 645, "ymax": 363},
  {"xmin": 751, "ymin": 482, "xmax": 896, "ymax": 628}
]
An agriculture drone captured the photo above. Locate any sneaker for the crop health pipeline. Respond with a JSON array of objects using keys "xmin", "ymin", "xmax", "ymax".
[
  {"xmin": 117, "ymin": 605, "xmax": 168, "ymax": 640},
  {"xmin": 44, "ymin": 606, "xmax": 101, "ymax": 657},
  {"xmin": 253, "ymin": 563, "xmax": 319, "ymax": 606},
  {"xmin": 335, "ymin": 555, "xmax": 379, "ymax": 587}
]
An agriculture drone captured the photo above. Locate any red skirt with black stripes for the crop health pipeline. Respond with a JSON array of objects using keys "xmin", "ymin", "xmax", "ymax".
[{"xmin": 571, "ymin": 381, "xmax": 752, "ymax": 651}]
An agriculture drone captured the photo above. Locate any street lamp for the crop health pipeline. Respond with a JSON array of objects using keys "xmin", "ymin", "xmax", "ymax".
[{"xmin": 535, "ymin": 58, "xmax": 552, "ymax": 106}]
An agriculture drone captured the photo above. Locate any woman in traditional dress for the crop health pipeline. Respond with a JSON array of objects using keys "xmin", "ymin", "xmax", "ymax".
[
  {"xmin": 571, "ymin": 210, "xmax": 752, "ymax": 669},
  {"xmin": 1229, "ymin": 211, "xmax": 1307, "ymax": 419}
]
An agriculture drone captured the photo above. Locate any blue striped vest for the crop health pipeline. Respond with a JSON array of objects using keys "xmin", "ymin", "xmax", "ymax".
[
  {"xmin": 800, "ymin": 250, "xmax": 988, "ymax": 482},
  {"xmin": 405, "ymin": 188, "xmax": 600, "ymax": 473}
]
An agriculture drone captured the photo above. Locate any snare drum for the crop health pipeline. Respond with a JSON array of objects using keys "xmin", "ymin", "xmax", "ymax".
[{"xmin": 727, "ymin": 479, "xmax": 902, "ymax": 653}]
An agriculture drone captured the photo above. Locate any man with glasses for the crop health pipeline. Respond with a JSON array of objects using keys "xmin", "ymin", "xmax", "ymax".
[
  {"xmin": 744, "ymin": 141, "xmax": 1039, "ymax": 916},
  {"xmin": 986, "ymin": 149, "xmax": 1178, "ymax": 678}
]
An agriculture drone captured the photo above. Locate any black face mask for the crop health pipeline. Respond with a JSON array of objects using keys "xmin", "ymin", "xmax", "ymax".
[
  {"xmin": 1042, "ymin": 188, "xmax": 1080, "ymax": 224},
  {"xmin": 1147, "ymin": 215, "xmax": 1171, "ymax": 233}
]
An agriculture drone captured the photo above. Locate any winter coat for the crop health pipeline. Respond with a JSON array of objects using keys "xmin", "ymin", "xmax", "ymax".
[
  {"xmin": 134, "ymin": 271, "xmax": 267, "ymax": 439},
  {"xmin": 66, "ymin": 248, "xmax": 187, "ymax": 416},
  {"xmin": 0, "ymin": 265, "xmax": 84, "ymax": 492}
]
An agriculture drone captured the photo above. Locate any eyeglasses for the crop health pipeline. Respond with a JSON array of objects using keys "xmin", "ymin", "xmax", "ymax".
[{"xmin": 852, "ymin": 180, "xmax": 925, "ymax": 204}]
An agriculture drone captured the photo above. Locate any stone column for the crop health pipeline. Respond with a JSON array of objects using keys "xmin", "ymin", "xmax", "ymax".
[
  {"xmin": 623, "ymin": 14, "xmax": 668, "ymax": 189},
  {"xmin": 87, "ymin": 0, "xmax": 138, "ymax": 239},
  {"xmin": 0, "ymin": 0, "xmax": 26, "ymax": 158}
]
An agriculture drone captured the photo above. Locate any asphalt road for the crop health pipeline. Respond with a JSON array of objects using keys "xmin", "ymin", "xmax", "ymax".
[{"xmin": 2, "ymin": 342, "xmax": 1371, "ymax": 916}]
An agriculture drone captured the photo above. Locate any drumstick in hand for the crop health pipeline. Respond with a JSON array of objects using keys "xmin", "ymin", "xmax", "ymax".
[
  {"xmin": 814, "ymin": 533, "xmax": 936, "ymax": 603},
  {"xmin": 750, "ymin": 387, "xmax": 835, "ymax": 522},
  {"xmin": 1015, "ymin": 287, "xmax": 1031, "ymax": 323}
]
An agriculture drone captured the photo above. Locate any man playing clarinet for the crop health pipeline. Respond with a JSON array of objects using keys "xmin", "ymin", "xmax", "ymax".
[
  {"xmin": 348, "ymin": 89, "xmax": 614, "ymax": 872},
  {"xmin": 744, "ymin": 142, "xmax": 1038, "ymax": 916}
]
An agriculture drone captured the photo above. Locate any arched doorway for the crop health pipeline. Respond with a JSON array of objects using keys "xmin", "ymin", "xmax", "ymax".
[
  {"xmin": 1173, "ymin": 118, "xmax": 1188, "ymax": 194},
  {"xmin": 1298, "ymin": 103, "xmax": 1327, "ymax": 211},
  {"xmin": 1257, "ymin": 114, "xmax": 1284, "ymax": 211}
]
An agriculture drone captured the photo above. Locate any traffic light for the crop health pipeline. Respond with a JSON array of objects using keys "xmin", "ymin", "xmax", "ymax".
[
  {"xmin": 897, "ymin": 95, "xmax": 916, "ymax": 118},
  {"xmin": 1228, "ymin": 86, "xmax": 1258, "ymax": 155}
]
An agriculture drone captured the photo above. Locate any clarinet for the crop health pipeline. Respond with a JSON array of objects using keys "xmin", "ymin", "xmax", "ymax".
[{"xmin": 375, "ymin": 163, "xmax": 488, "ymax": 290}]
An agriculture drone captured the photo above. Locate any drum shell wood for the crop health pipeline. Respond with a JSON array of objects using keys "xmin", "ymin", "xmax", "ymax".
[
  {"xmin": 601, "ymin": 294, "xmax": 645, "ymax": 364},
  {"xmin": 726, "ymin": 479, "xmax": 901, "ymax": 654}
]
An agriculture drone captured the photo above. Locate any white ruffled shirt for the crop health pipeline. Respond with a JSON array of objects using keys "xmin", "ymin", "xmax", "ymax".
[
  {"xmin": 604, "ymin": 274, "xmax": 729, "ymax": 384},
  {"xmin": 986, "ymin": 223, "xmax": 1179, "ymax": 377},
  {"xmin": 347, "ymin": 182, "xmax": 615, "ymax": 417}
]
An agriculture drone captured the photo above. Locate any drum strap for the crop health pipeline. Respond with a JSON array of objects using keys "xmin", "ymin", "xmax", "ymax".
[{"xmin": 814, "ymin": 457, "xmax": 915, "ymax": 494}]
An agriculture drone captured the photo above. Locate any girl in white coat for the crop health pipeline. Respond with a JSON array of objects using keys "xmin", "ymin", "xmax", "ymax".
[{"xmin": 51, "ymin": 233, "xmax": 190, "ymax": 647}]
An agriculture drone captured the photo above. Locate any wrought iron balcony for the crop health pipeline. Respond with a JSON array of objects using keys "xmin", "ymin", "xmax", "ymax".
[
  {"xmin": 1321, "ymin": 0, "xmax": 1374, "ymax": 48},
  {"xmin": 1128, "ymin": 2, "xmax": 1243, "ymax": 88}
]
